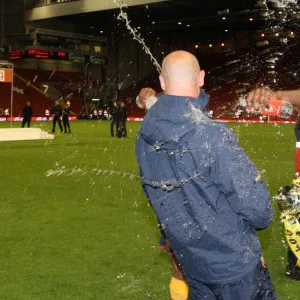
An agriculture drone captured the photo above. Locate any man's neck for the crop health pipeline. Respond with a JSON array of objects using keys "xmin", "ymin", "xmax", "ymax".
[{"xmin": 164, "ymin": 90, "xmax": 200, "ymax": 99}]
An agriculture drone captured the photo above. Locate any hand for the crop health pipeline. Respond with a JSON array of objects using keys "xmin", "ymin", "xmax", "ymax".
[
  {"xmin": 260, "ymin": 256, "xmax": 267, "ymax": 268},
  {"xmin": 137, "ymin": 88, "xmax": 156, "ymax": 110},
  {"xmin": 246, "ymin": 88, "xmax": 276, "ymax": 112}
]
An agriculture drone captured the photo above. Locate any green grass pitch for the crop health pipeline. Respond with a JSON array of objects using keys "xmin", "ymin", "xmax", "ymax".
[{"xmin": 0, "ymin": 120, "xmax": 298, "ymax": 299}]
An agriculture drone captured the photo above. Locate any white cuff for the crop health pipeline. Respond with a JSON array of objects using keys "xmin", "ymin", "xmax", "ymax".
[{"xmin": 146, "ymin": 95, "xmax": 158, "ymax": 110}]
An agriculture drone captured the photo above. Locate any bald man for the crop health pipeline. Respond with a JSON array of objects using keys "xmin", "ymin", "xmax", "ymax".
[{"xmin": 136, "ymin": 51, "xmax": 276, "ymax": 300}]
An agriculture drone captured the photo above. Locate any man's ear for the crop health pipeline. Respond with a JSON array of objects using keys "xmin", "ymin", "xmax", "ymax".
[
  {"xmin": 159, "ymin": 74, "xmax": 166, "ymax": 91},
  {"xmin": 199, "ymin": 70, "xmax": 205, "ymax": 87}
]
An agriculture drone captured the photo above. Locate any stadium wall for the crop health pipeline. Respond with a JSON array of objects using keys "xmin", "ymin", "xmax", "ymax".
[
  {"xmin": 14, "ymin": 59, "xmax": 103, "ymax": 80},
  {"xmin": 105, "ymin": 29, "xmax": 237, "ymax": 91},
  {"xmin": 29, "ymin": 19, "xmax": 76, "ymax": 32}
]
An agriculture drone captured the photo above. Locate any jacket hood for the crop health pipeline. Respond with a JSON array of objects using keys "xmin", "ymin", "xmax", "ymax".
[{"xmin": 140, "ymin": 90, "xmax": 210, "ymax": 150}]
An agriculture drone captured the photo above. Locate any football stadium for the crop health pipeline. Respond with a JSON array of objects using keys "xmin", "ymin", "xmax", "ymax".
[{"xmin": 1, "ymin": 0, "xmax": 300, "ymax": 299}]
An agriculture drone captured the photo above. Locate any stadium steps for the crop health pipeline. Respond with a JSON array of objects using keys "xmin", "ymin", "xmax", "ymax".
[{"xmin": 14, "ymin": 72, "xmax": 49, "ymax": 98}]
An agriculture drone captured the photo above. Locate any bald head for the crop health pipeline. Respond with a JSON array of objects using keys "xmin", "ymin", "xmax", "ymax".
[{"xmin": 159, "ymin": 51, "xmax": 205, "ymax": 98}]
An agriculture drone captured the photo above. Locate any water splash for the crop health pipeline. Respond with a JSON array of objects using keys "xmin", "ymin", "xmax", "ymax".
[
  {"xmin": 114, "ymin": 0, "xmax": 162, "ymax": 73},
  {"xmin": 273, "ymin": 0, "xmax": 297, "ymax": 7},
  {"xmin": 46, "ymin": 165, "xmax": 139, "ymax": 180}
]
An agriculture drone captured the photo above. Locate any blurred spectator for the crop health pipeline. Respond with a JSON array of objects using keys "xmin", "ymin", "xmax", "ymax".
[
  {"xmin": 45, "ymin": 109, "xmax": 50, "ymax": 121},
  {"xmin": 118, "ymin": 102, "xmax": 128, "ymax": 138},
  {"xmin": 109, "ymin": 101, "xmax": 119, "ymax": 137},
  {"xmin": 51, "ymin": 100, "xmax": 63, "ymax": 133},
  {"xmin": 22, "ymin": 101, "xmax": 33, "ymax": 128}
]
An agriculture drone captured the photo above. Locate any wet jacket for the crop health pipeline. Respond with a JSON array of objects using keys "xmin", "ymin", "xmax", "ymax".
[{"xmin": 136, "ymin": 92, "xmax": 273, "ymax": 284}]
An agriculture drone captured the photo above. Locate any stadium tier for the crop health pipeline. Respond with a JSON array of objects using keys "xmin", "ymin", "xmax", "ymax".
[
  {"xmin": 0, "ymin": 75, "xmax": 53, "ymax": 116},
  {"xmin": 0, "ymin": 70, "xmax": 86, "ymax": 116}
]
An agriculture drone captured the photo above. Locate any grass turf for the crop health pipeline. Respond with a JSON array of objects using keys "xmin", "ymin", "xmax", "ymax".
[{"xmin": 0, "ymin": 120, "xmax": 297, "ymax": 299}]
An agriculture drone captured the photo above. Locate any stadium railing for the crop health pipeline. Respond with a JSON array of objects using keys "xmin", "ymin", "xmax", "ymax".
[{"xmin": 36, "ymin": 0, "xmax": 79, "ymax": 7}]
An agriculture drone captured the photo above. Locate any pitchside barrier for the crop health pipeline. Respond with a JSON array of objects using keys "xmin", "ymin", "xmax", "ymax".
[
  {"xmin": 70, "ymin": 117, "xmax": 296, "ymax": 123},
  {"xmin": 0, "ymin": 117, "xmax": 297, "ymax": 124}
]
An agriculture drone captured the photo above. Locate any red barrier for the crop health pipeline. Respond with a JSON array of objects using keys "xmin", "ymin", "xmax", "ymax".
[
  {"xmin": 0, "ymin": 117, "xmax": 296, "ymax": 124},
  {"xmin": 127, "ymin": 117, "xmax": 296, "ymax": 123},
  {"xmin": 0, "ymin": 116, "xmax": 78, "ymax": 122}
]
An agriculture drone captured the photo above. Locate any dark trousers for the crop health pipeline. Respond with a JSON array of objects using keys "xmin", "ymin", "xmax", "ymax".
[
  {"xmin": 186, "ymin": 263, "xmax": 277, "ymax": 300},
  {"xmin": 52, "ymin": 116, "xmax": 63, "ymax": 133},
  {"xmin": 295, "ymin": 128, "xmax": 300, "ymax": 142},
  {"xmin": 286, "ymin": 248, "xmax": 300, "ymax": 280},
  {"xmin": 22, "ymin": 117, "xmax": 31, "ymax": 128},
  {"xmin": 63, "ymin": 116, "xmax": 71, "ymax": 133},
  {"xmin": 123, "ymin": 121, "xmax": 127, "ymax": 138},
  {"xmin": 118, "ymin": 121, "xmax": 127, "ymax": 138},
  {"xmin": 111, "ymin": 120, "xmax": 118, "ymax": 137}
]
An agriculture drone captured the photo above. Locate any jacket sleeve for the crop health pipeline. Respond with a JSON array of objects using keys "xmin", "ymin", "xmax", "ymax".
[{"xmin": 210, "ymin": 126, "xmax": 273, "ymax": 229}]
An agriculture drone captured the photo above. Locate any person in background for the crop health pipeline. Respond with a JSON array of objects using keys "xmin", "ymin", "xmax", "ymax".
[
  {"xmin": 136, "ymin": 50, "xmax": 276, "ymax": 300},
  {"xmin": 93, "ymin": 109, "xmax": 98, "ymax": 120},
  {"xmin": 295, "ymin": 108, "xmax": 300, "ymax": 177},
  {"xmin": 51, "ymin": 100, "xmax": 63, "ymax": 133},
  {"xmin": 104, "ymin": 109, "xmax": 109, "ymax": 120},
  {"xmin": 98, "ymin": 109, "xmax": 103, "ymax": 119},
  {"xmin": 21, "ymin": 101, "xmax": 33, "ymax": 128},
  {"xmin": 45, "ymin": 109, "xmax": 50, "ymax": 121},
  {"xmin": 118, "ymin": 102, "xmax": 128, "ymax": 138},
  {"xmin": 5, "ymin": 108, "xmax": 9, "ymax": 121},
  {"xmin": 110, "ymin": 101, "xmax": 119, "ymax": 137},
  {"xmin": 62, "ymin": 102, "xmax": 72, "ymax": 134}
]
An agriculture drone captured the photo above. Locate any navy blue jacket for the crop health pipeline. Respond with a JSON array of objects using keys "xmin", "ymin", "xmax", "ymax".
[{"xmin": 136, "ymin": 92, "xmax": 273, "ymax": 284}]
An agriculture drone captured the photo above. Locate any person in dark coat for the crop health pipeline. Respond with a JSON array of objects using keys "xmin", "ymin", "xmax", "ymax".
[
  {"xmin": 117, "ymin": 102, "xmax": 128, "ymax": 138},
  {"xmin": 295, "ymin": 110, "xmax": 300, "ymax": 177},
  {"xmin": 62, "ymin": 102, "xmax": 72, "ymax": 133},
  {"xmin": 21, "ymin": 101, "xmax": 33, "ymax": 128},
  {"xmin": 135, "ymin": 51, "xmax": 276, "ymax": 300},
  {"xmin": 110, "ymin": 101, "xmax": 119, "ymax": 137},
  {"xmin": 51, "ymin": 100, "xmax": 63, "ymax": 133}
]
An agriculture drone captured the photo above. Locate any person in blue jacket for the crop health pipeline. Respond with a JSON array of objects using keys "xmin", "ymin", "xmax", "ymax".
[{"xmin": 136, "ymin": 50, "xmax": 277, "ymax": 300}]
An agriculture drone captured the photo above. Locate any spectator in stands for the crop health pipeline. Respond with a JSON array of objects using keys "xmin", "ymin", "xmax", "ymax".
[
  {"xmin": 21, "ymin": 101, "xmax": 33, "ymax": 128},
  {"xmin": 5, "ymin": 108, "xmax": 9, "ymax": 121},
  {"xmin": 51, "ymin": 100, "xmax": 63, "ymax": 133},
  {"xmin": 117, "ymin": 102, "xmax": 128, "ymax": 138},
  {"xmin": 109, "ymin": 101, "xmax": 119, "ymax": 137},
  {"xmin": 45, "ymin": 109, "xmax": 50, "ymax": 121},
  {"xmin": 93, "ymin": 109, "xmax": 98, "ymax": 120}
]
